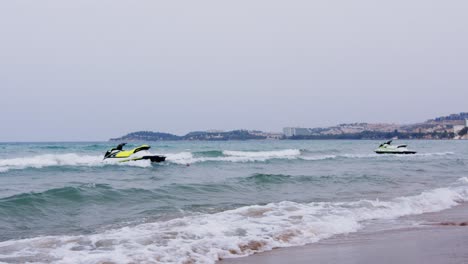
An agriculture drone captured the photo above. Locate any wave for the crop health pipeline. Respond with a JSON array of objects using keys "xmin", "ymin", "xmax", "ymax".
[
  {"xmin": 166, "ymin": 149, "xmax": 302, "ymax": 164},
  {"xmin": 0, "ymin": 184, "xmax": 164, "ymax": 216},
  {"xmin": 223, "ymin": 149, "xmax": 301, "ymax": 158},
  {"xmin": 1, "ymin": 184, "xmax": 117, "ymax": 205},
  {"xmin": 0, "ymin": 150, "xmax": 456, "ymax": 172},
  {"xmin": 299, "ymin": 152, "xmax": 455, "ymax": 161},
  {"xmin": 240, "ymin": 173, "xmax": 336, "ymax": 185},
  {"xmin": 413, "ymin": 151, "xmax": 455, "ymax": 157},
  {"xmin": 1, "ymin": 178, "xmax": 467, "ymax": 263},
  {"xmin": 340, "ymin": 152, "xmax": 455, "ymax": 159},
  {"xmin": 243, "ymin": 173, "xmax": 295, "ymax": 184},
  {"xmin": 193, "ymin": 150, "xmax": 224, "ymax": 157},
  {"xmin": 37, "ymin": 145, "xmax": 68, "ymax": 150},
  {"xmin": 240, "ymin": 173, "xmax": 393, "ymax": 186},
  {"xmin": 300, "ymin": 154, "xmax": 338, "ymax": 161},
  {"xmin": 166, "ymin": 150, "xmax": 455, "ymax": 165},
  {"xmin": 301, "ymin": 148, "xmax": 341, "ymax": 155},
  {"xmin": 194, "ymin": 149, "xmax": 455, "ymax": 164},
  {"xmin": 0, "ymin": 153, "xmax": 152, "ymax": 172}
]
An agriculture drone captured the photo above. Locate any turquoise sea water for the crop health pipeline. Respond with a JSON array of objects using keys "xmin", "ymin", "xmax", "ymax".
[{"xmin": 0, "ymin": 140, "xmax": 467, "ymax": 263}]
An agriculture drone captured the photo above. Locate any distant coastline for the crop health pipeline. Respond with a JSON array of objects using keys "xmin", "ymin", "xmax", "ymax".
[{"xmin": 110, "ymin": 112, "xmax": 468, "ymax": 141}]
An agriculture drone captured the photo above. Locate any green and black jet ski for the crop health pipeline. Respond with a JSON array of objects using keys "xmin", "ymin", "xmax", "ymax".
[{"xmin": 104, "ymin": 143, "xmax": 166, "ymax": 163}]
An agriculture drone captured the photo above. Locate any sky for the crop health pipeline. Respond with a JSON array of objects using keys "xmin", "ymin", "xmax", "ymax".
[{"xmin": 1, "ymin": 0, "xmax": 467, "ymax": 141}]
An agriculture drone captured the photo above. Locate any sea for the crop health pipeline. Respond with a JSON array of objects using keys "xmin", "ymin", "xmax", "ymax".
[{"xmin": 0, "ymin": 140, "xmax": 467, "ymax": 263}]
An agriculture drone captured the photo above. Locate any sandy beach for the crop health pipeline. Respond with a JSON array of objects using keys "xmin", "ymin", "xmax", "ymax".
[{"xmin": 221, "ymin": 203, "xmax": 468, "ymax": 264}]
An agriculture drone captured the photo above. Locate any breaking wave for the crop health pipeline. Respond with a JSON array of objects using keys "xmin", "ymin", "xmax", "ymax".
[
  {"xmin": 340, "ymin": 152, "xmax": 455, "ymax": 159},
  {"xmin": 166, "ymin": 149, "xmax": 302, "ymax": 164},
  {"xmin": 0, "ymin": 150, "xmax": 456, "ymax": 172},
  {"xmin": 0, "ymin": 178, "xmax": 466, "ymax": 263},
  {"xmin": 166, "ymin": 149, "xmax": 455, "ymax": 165},
  {"xmin": 224, "ymin": 149, "xmax": 301, "ymax": 158},
  {"xmin": 0, "ymin": 153, "xmax": 151, "ymax": 172}
]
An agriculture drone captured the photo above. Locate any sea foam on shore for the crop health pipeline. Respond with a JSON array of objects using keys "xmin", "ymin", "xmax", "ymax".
[{"xmin": 1, "ymin": 178, "xmax": 467, "ymax": 263}]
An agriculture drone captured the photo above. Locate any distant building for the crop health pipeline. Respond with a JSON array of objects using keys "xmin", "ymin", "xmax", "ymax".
[
  {"xmin": 283, "ymin": 127, "xmax": 312, "ymax": 137},
  {"xmin": 294, "ymin": 128, "xmax": 312, "ymax": 136},
  {"xmin": 249, "ymin": 131, "xmax": 283, "ymax": 139},
  {"xmin": 466, "ymin": 119, "xmax": 468, "ymax": 127},
  {"xmin": 283, "ymin": 128, "xmax": 294, "ymax": 137}
]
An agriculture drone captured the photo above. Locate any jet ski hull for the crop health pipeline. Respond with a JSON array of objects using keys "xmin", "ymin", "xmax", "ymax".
[
  {"xmin": 142, "ymin": 155, "xmax": 166, "ymax": 162},
  {"xmin": 375, "ymin": 151, "xmax": 417, "ymax": 154},
  {"xmin": 105, "ymin": 155, "xmax": 166, "ymax": 163}
]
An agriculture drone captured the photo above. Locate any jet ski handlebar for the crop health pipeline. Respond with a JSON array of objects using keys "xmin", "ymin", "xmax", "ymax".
[
  {"xmin": 379, "ymin": 140, "xmax": 393, "ymax": 147},
  {"xmin": 116, "ymin": 143, "xmax": 127, "ymax": 150}
]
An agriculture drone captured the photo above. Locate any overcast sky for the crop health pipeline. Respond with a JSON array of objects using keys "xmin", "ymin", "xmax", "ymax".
[{"xmin": 1, "ymin": 1, "xmax": 467, "ymax": 141}]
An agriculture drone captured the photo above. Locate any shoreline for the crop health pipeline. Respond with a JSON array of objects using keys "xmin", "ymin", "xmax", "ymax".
[{"xmin": 220, "ymin": 203, "xmax": 468, "ymax": 264}]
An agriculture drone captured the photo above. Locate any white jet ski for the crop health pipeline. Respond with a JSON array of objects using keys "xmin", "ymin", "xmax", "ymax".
[{"xmin": 375, "ymin": 140, "xmax": 417, "ymax": 154}]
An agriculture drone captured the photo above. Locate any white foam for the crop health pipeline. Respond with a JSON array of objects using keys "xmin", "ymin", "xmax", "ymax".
[
  {"xmin": 0, "ymin": 149, "xmax": 456, "ymax": 171},
  {"xmin": 456, "ymin": 177, "xmax": 468, "ymax": 184},
  {"xmin": 223, "ymin": 149, "xmax": 301, "ymax": 158},
  {"xmin": 300, "ymin": 155, "xmax": 338, "ymax": 161},
  {"xmin": 341, "ymin": 153, "xmax": 381, "ymax": 159},
  {"xmin": 166, "ymin": 149, "xmax": 302, "ymax": 165},
  {"xmin": 165, "ymin": 150, "xmax": 456, "ymax": 165},
  {"xmin": 413, "ymin": 152, "xmax": 455, "ymax": 156},
  {"xmin": 1, "ymin": 178, "xmax": 467, "ymax": 263},
  {"xmin": 0, "ymin": 153, "xmax": 152, "ymax": 172},
  {"xmin": 165, "ymin": 152, "xmax": 196, "ymax": 164},
  {"xmin": 340, "ymin": 152, "xmax": 455, "ymax": 159}
]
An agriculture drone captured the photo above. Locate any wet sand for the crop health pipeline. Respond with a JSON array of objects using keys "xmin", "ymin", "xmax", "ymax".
[{"xmin": 220, "ymin": 203, "xmax": 468, "ymax": 264}]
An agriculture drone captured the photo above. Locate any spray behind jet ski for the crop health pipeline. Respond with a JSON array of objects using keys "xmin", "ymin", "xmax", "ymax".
[
  {"xmin": 375, "ymin": 140, "xmax": 417, "ymax": 154},
  {"xmin": 104, "ymin": 143, "xmax": 166, "ymax": 163}
]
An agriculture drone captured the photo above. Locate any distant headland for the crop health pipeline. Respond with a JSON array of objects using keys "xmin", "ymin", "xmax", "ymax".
[{"xmin": 110, "ymin": 112, "xmax": 468, "ymax": 141}]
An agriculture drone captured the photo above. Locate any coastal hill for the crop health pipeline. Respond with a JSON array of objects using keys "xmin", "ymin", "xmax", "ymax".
[
  {"xmin": 112, "ymin": 131, "xmax": 180, "ymax": 141},
  {"xmin": 110, "ymin": 112, "xmax": 468, "ymax": 141},
  {"xmin": 285, "ymin": 112, "xmax": 468, "ymax": 140},
  {"xmin": 110, "ymin": 130, "xmax": 275, "ymax": 142}
]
